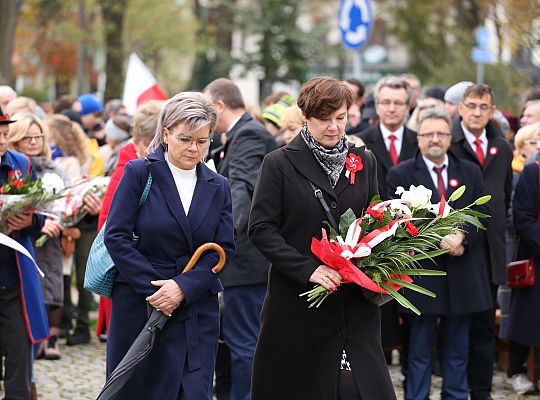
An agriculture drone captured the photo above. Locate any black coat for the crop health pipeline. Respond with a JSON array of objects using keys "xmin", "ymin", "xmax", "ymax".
[
  {"xmin": 387, "ymin": 152, "xmax": 493, "ymax": 315},
  {"xmin": 248, "ymin": 134, "xmax": 396, "ymax": 400},
  {"xmin": 358, "ymin": 124, "xmax": 418, "ymax": 200},
  {"xmin": 218, "ymin": 112, "xmax": 277, "ymax": 287},
  {"xmin": 507, "ymin": 163, "xmax": 540, "ymax": 347},
  {"xmin": 450, "ymin": 120, "xmax": 513, "ymax": 285}
]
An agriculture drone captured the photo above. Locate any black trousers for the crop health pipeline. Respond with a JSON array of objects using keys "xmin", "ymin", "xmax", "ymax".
[
  {"xmin": 73, "ymin": 228, "xmax": 96, "ymax": 331},
  {"xmin": 508, "ymin": 341, "xmax": 540, "ymax": 378},
  {"xmin": 0, "ymin": 285, "xmax": 32, "ymax": 400},
  {"xmin": 468, "ymin": 283, "xmax": 498, "ymax": 400}
]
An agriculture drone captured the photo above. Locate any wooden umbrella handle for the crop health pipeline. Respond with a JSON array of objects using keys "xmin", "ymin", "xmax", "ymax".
[{"xmin": 181, "ymin": 243, "xmax": 226, "ymax": 274}]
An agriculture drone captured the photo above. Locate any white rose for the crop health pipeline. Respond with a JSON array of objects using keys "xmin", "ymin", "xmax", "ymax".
[{"xmin": 399, "ymin": 185, "xmax": 433, "ymax": 208}]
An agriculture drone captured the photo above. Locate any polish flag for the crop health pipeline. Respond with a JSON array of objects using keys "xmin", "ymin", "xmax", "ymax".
[{"xmin": 122, "ymin": 53, "xmax": 168, "ymax": 115}]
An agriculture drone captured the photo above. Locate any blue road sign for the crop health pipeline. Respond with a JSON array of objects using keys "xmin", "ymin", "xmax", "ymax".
[
  {"xmin": 475, "ymin": 26, "xmax": 490, "ymax": 50},
  {"xmin": 472, "ymin": 47, "xmax": 494, "ymax": 64},
  {"xmin": 338, "ymin": 0, "xmax": 374, "ymax": 51}
]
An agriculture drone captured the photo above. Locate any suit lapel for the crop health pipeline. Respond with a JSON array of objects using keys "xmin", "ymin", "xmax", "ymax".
[
  {"xmin": 368, "ymin": 126, "xmax": 394, "ymax": 171},
  {"xmin": 147, "ymin": 149, "xmax": 193, "ymax": 250},
  {"xmin": 445, "ymin": 156, "xmax": 462, "ymax": 201},
  {"xmin": 218, "ymin": 113, "xmax": 252, "ymax": 175},
  {"xmin": 452, "ymin": 123, "xmax": 482, "ymax": 168},
  {"xmin": 400, "ymin": 127, "xmax": 418, "ymax": 162},
  {"xmin": 188, "ymin": 163, "xmax": 218, "ymax": 234},
  {"xmin": 412, "ymin": 154, "xmax": 440, "ymax": 202},
  {"xmin": 283, "ymin": 135, "xmax": 336, "ymax": 198}
]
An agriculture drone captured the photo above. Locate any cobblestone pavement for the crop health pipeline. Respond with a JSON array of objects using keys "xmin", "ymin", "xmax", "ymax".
[{"xmin": 1, "ymin": 340, "xmax": 539, "ymax": 399}]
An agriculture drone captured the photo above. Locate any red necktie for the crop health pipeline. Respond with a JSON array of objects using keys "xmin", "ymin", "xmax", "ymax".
[
  {"xmin": 388, "ymin": 134, "xmax": 398, "ymax": 165},
  {"xmin": 433, "ymin": 166, "xmax": 446, "ymax": 199},
  {"xmin": 474, "ymin": 139, "xmax": 485, "ymax": 166}
]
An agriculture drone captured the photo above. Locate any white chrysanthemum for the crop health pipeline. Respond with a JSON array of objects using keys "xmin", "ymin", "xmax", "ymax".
[{"xmin": 41, "ymin": 173, "xmax": 65, "ymax": 195}]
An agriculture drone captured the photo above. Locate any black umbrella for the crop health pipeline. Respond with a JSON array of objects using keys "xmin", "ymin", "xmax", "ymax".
[{"xmin": 96, "ymin": 242, "xmax": 227, "ymax": 400}]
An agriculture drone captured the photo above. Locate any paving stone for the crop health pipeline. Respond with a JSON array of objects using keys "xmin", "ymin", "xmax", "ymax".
[{"xmin": 1, "ymin": 339, "xmax": 539, "ymax": 399}]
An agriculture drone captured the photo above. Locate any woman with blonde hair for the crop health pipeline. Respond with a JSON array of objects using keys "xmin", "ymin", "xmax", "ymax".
[
  {"xmin": 512, "ymin": 122, "xmax": 540, "ymax": 174},
  {"xmin": 8, "ymin": 113, "xmax": 65, "ymax": 361},
  {"xmin": 44, "ymin": 114, "xmax": 92, "ymax": 182}
]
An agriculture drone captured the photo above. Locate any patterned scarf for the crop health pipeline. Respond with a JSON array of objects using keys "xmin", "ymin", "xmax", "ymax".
[{"xmin": 300, "ymin": 124, "xmax": 348, "ymax": 188}]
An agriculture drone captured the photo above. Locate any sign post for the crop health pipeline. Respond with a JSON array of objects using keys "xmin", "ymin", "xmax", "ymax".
[
  {"xmin": 471, "ymin": 26, "xmax": 494, "ymax": 84},
  {"xmin": 338, "ymin": 0, "xmax": 374, "ymax": 78}
]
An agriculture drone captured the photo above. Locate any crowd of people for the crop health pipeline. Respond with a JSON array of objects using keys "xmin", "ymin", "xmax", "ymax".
[{"xmin": 0, "ymin": 72, "xmax": 538, "ymax": 400}]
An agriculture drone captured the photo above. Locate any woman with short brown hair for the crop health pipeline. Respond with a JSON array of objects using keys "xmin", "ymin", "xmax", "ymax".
[{"xmin": 249, "ymin": 76, "xmax": 396, "ymax": 400}]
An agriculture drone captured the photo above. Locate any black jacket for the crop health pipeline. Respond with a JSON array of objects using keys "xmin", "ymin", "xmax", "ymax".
[
  {"xmin": 248, "ymin": 134, "xmax": 396, "ymax": 400},
  {"xmin": 359, "ymin": 124, "xmax": 418, "ymax": 200},
  {"xmin": 450, "ymin": 120, "xmax": 512, "ymax": 285},
  {"xmin": 218, "ymin": 112, "xmax": 276, "ymax": 286},
  {"xmin": 387, "ymin": 151, "xmax": 492, "ymax": 315}
]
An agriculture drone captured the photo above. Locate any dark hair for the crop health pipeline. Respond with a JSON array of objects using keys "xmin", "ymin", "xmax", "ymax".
[
  {"xmin": 463, "ymin": 84, "xmax": 495, "ymax": 104},
  {"xmin": 297, "ymin": 76, "xmax": 354, "ymax": 119},
  {"xmin": 53, "ymin": 95, "xmax": 78, "ymax": 114},
  {"xmin": 345, "ymin": 78, "xmax": 365, "ymax": 100},
  {"xmin": 204, "ymin": 78, "xmax": 245, "ymax": 110}
]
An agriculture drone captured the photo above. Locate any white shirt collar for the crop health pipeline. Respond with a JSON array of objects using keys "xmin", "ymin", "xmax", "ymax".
[
  {"xmin": 227, "ymin": 115, "xmax": 242, "ymax": 134},
  {"xmin": 461, "ymin": 122, "xmax": 487, "ymax": 149},
  {"xmin": 422, "ymin": 154, "xmax": 449, "ymax": 172},
  {"xmin": 380, "ymin": 124, "xmax": 404, "ymax": 140}
]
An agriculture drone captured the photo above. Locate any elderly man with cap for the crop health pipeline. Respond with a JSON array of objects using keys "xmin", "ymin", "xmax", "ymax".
[
  {"xmin": 444, "ymin": 81, "xmax": 474, "ymax": 121},
  {"xmin": 78, "ymin": 93, "xmax": 106, "ymax": 146},
  {"xmin": 0, "ymin": 109, "xmax": 49, "ymax": 400}
]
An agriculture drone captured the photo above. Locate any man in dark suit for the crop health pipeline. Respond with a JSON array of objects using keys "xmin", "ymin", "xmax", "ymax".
[
  {"xmin": 204, "ymin": 78, "xmax": 276, "ymax": 400},
  {"xmin": 358, "ymin": 76, "xmax": 419, "ymax": 360},
  {"xmin": 358, "ymin": 76, "xmax": 418, "ymax": 200},
  {"xmin": 450, "ymin": 84, "xmax": 513, "ymax": 400},
  {"xmin": 387, "ymin": 108, "xmax": 493, "ymax": 400}
]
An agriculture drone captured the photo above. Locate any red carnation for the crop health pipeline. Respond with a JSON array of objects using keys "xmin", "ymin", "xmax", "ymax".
[
  {"xmin": 406, "ymin": 221, "xmax": 418, "ymax": 236},
  {"xmin": 366, "ymin": 207, "xmax": 384, "ymax": 222},
  {"xmin": 12, "ymin": 180, "xmax": 26, "ymax": 188}
]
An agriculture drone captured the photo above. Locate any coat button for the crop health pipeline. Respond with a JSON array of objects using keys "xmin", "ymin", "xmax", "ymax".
[
  {"xmin": 330, "ymin": 201, "xmax": 338, "ymax": 209},
  {"xmin": 338, "ymin": 331, "xmax": 344, "ymax": 338}
]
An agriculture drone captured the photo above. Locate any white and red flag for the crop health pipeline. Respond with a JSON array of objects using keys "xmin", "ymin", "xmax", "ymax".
[{"xmin": 122, "ymin": 53, "xmax": 168, "ymax": 115}]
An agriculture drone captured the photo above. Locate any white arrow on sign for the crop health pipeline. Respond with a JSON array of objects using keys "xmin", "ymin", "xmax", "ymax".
[{"xmin": 339, "ymin": 0, "xmax": 370, "ymax": 48}]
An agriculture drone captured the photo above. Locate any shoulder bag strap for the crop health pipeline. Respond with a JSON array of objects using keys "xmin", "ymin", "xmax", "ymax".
[
  {"xmin": 307, "ymin": 180, "xmax": 338, "ymax": 231},
  {"xmin": 138, "ymin": 157, "xmax": 153, "ymax": 208}
]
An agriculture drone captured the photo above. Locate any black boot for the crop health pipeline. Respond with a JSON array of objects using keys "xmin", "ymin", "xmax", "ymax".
[{"xmin": 66, "ymin": 327, "xmax": 90, "ymax": 346}]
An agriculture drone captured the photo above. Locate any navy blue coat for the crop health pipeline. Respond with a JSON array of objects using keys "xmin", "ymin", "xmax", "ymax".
[
  {"xmin": 104, "ymin": 146, "xmax": 235, "ymax": 400},
  {"xmin": 507, "ymin": 162, "xmax": 540, "ymax": 347},
  {"xmin": 387, "ymin": 151, "xmax": 493, "ymax": 315}
]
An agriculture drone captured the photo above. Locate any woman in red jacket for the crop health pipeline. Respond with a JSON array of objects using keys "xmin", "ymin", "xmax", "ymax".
[{"xmin": 95, "ymin": 100, "xmax": 163, "ymax": 339}]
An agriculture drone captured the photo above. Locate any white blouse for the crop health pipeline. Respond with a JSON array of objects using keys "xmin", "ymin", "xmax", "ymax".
[{"xmin": 165, "ymin": 152, "xmax": 197, "ymax": 215}]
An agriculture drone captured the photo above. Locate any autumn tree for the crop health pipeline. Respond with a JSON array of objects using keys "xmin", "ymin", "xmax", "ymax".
[{"xmin": 0, "ymin": 0, "xmax": 23, "ymax": 85}]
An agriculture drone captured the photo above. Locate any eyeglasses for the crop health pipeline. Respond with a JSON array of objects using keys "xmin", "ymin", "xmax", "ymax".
[
  {"xmin": 377, "ymin": 100, "xmax": 408, "ymax": 108},
  {"xmin": 462, "ymin": 102, "xmax": 493, "ymax": 112},
  {"xmin": 417, "ymin": 131, "xmax": 452, "ymax": 139},
  {"xmin": 168, "ymin": 129, "xmax": 213, "ymax": 148},
  {"xmin": 20, "ymin": 134, "xmax": 45, "ymax": 143}
]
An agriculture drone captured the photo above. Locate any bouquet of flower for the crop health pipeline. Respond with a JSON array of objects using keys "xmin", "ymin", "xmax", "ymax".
[
  {"xmin": 35, "ymin": 176, "xmax": 110, "ymax": 247},
  {"xmin": 0, "ymin": 170, "xmax": 67, "ymax": 234},
  {"xmin": 300, "ymin": 185, "xmax": 491, "ymax": 315}
]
